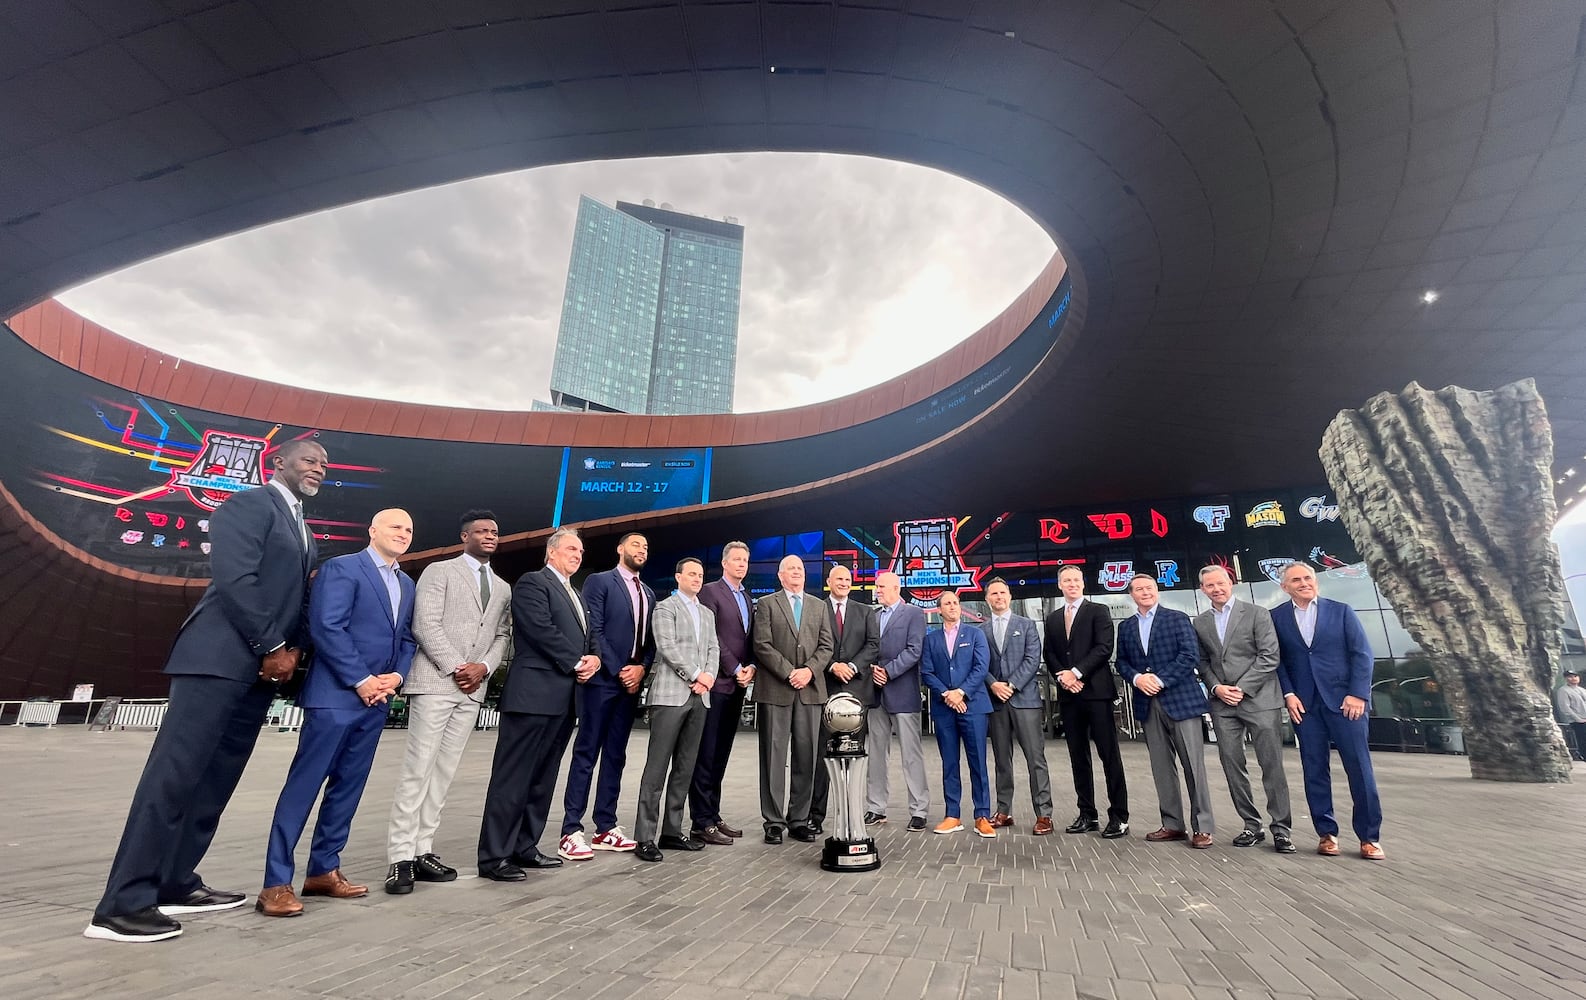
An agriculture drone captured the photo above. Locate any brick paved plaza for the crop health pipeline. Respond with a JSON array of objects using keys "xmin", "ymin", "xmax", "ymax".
[{"xmin": 4, "ymin": 725, "xmax": 1584, "ymax": 1000}]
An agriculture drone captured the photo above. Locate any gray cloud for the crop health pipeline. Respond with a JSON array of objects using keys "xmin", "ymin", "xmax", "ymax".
[{"xmin": 58, "ymin": 153, "xmax": 1054, "ymax": 415}]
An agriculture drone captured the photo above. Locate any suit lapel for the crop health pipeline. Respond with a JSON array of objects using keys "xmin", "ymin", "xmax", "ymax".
[
  {"xmin": 356, "ymin": 553, "xmax": 396, "ymax": 629},
  {"xmin": 546, "ymin": 567, "xmax": 586, "ymax": 633}
]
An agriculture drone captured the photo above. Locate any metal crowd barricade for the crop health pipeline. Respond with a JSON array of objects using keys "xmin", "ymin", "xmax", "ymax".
[
  {"xmin": 109, "ymin": 700, "xmax": 169, "ymax": 730},
  {"xmin": 475, "ymin": 706, "xmax": 500, "ymax": 730},
  {"xmin": 18, "ymin": 701, "xmax": 62, "ymax": 727}
]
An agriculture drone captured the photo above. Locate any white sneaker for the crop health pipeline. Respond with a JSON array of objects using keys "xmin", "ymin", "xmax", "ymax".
[
  {"xmin": 558, "ymin": 831, "xmax": 594, "ymax": 861},
  {"xmin": 591, "ymin": 826, "xmax": 637, "ymax": 852}
]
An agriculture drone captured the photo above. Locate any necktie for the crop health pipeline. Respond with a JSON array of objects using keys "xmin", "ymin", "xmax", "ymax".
[
  {"xmin": 994, "ymin": 616, "xmax": 1006, "ymax": 651},
  {"xmin": 877, "ymin": 605, "xmax": 889, "ymax": 637},
  {"xmin": 835, "ymin": 602, "xmax": 844, "ymax": 641},
  {"xmin": 733, "ymin": 588, "xmax": 749, "ymax": 632},
  {"xmin": 631, "ymin": 575, "xmax": 646, "ymax": 659},
  {"xmin": 791, "ymin": 593, "xmax": 802, "ymax": 629},
  {"xmin": 566, "ymin": 580, "xmax": 586, "ymax": 629},
  {"xmin": 478, "ymin": 565, "xmax": 490, "ymax": 608},
  {"xmin": 292, "ymin": 501, "xmax": 308, "ymax": 550},
  {"xmin": 1064, "ymin": 603, "xmax": 1075, "ymax": 638}
]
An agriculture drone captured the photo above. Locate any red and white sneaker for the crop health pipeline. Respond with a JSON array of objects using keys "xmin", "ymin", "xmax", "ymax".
[
  {"xmin": 558, "ymin": 831, "xmax": 594, "ymax": 861},
  {"xmin": 591, "ymin": 826, "xmax": 637, "ymax": 852}
]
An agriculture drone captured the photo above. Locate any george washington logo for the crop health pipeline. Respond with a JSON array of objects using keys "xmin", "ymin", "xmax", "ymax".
[
  {"xmin": 168, "ymin": 431, "xmax": 268, "ymax": 511},
  {"xmin": 1299, "ymin": 495, "xmax": 1340, "ymax": 522}
]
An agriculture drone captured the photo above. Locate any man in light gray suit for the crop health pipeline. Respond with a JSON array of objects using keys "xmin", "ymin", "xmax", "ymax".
[
  {"xmin": 752, "ymin": 555, "xmax": 834, "ymax": 844},
  {"xmin": 980, "ymin": 577, "xmax": 1054, "ymax": 835},
  {"xmin": 633, "ymin": 557, "xmax": 719, "ymax": 863},
  {"xmin": 865, "ymin": 571, "xmax": 930, "ymax": 832},
  {"xmin": 1193, "ymin": 564, "xmax": 1294, "ymax": 854},
  {"xmin": 384, "ymin": 510, "xmax": 512, "ymax": 894}
]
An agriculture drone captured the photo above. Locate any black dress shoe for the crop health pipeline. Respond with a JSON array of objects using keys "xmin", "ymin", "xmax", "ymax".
[
  {"xmin": 384, "ymin": 860, "xmax": 416, "ymax": 895},
  {"xmin": 789, "ymin": 826, "xmax": 818, "ymax": 843},
  {"xmin": 1100, "ymin": 821, "xmax": 1129, "ymax": 839},
  {"xmin": 659, "ymin": 834, "xmax": 705, "ymax": 852},
  {"xmin": 415, "ymin": 853, "xmax": 458, "ymax": 882},
  {"xmin": 635, "ymin": 841, "xmax": 663, "ymax": 863},
  {"xmin": 511, "ymin": 852, "xmax": 564, "ymax": 869},
  {"xmin": 1273, "ymin": 835, "xmax": 1297, "ymax": 854},
  {"xmin": 810, "ymin": 821, "xmax": 825, "ymax": 835},
  {"xmin": 906, "ymin": 816, "xmax": 928, "ymax": 832},
  {"xmin": 1231, "ymin": 830, "xmax": 1267, "ymax": 848},
  {"xmin": 84, "ymin": 907, "xmax": 182, "ymax": 943},
  {"xmin": 764, "ymin": 827, "xmax": 783, "ymax": 844},
  {"xmin": 158, "ymin": 884, "xmax": 247, "ymax": 914},
  {"xmin": 478, "ymin": 861, "xmax": 527, "ymax": 881},
  {"xmin": 1065, "ymin": 816, "xmax": 1100, "ymax": 834}
]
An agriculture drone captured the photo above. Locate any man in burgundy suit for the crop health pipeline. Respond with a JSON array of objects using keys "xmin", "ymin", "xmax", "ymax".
[{"xmin": 689, "ymin": 541, "xmax": 757, "ymax": 845}]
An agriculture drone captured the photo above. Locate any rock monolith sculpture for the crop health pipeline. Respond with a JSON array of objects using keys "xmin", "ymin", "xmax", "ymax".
[{"xmin": 1319, "ymin": 379, "xmax": 1571, "ymax": 783}]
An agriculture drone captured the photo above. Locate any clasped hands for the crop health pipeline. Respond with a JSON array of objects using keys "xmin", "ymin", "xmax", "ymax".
[
  {"xmin": 942, "ymin": 688, "xmax": 968, "ymax": 713},
  {"xmin": 355, "ymin": 673, "xmax": 402, "ymax": 707},
  {"xmin": 618, "ymin": 662, "xmax": 646, "ymax": 694},
  {"xmin": 689, "ymin": 672, "xmax": 716, "ymax": 696},
  {"xmin": 1214, "ymin": 683, "xmax": 1245, "ymax": 706},
  {"xmin": 789, "ymin": 667, "xmax": 814, "ymax": 690},
  {"xmin": 453, "ymin": 661, "xmax": 489, "ymax": 695},
  {"xmin": 1057, "ymin": 669, "xmax": 1083, "ymax": 694},
  {"xmin": 990, "ymin": 680, "xmax": 1014, "ymax": 702},
  {"xmin": 831, "ymin": 662, "xmax": 856, "ymax": 683},
  {"xmin": 258, "ymin": 646, "xmax": 301, "ymax": 684},
  {"xmin": 574, "ymin": 655, "xmax": 601, "ymax": 683},
  {"xmin": 1132, "ymin": 672, "xmax": 1164, "ymax": 696}
]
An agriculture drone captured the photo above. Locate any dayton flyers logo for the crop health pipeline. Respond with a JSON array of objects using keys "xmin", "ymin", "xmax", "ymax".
[
  {"xmin": 1097, "ymin": 561, "xmax": 1134, "ymax": 593},
  {"xmin": 1192, "ymin": 505, "xmax": 1230, "ymax": 532},
  {"xmin": 167, "ymin": 431, "xmax": 268, "ymax": 511}
]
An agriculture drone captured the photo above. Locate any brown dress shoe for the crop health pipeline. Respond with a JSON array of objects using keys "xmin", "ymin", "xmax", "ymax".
[
  {"xmin": 1190, "ymin": 832, "xmax": 1213, "ymax": 849},
  {"xmin": 1317, "ymin": 835, "xmax": 1340, "ymax": 856},
  {"xmin": 1032, "ymin": 816, "xmax": 1054, "ymax": 836},
  {"xmin": 301, "ymin": 869, "xmax": 368, "ymax": 898},
  {"xmin": 694, "ymin": 826, "xmax": 734, "ymax": 846},
  {"xmin": 1359, "ymin": 841, "xmax": 1385, "ymax": 861},
  {"xmin": 989, "ymin": 812, "xmax": 1014, "ymax": 829},
  {"xmin": 1144, "ymin": 828, "xmax": 1188, "ymax": 842},
  {"xmin": 715, "ymin": 821, "xmax": 744, "ymax": 838},
  {"xmin": 255, "ymin": 884, "xmax": 303, "ymax": 918}
]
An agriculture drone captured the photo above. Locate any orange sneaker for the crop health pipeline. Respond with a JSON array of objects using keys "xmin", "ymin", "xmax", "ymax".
[
  {"xmin": 933, "ymin": 817, "xmax": 964, "ymax": 834},
  {"xmin": 974, "ymin": 817, "xmax": 996, "ymax": 838}
]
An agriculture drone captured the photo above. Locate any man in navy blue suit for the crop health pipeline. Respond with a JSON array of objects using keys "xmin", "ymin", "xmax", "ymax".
[
  {"xmin": 1273, "ymin": 561, "xmax": 1384, "ymax": 860},
  {"xmin": 87, "ymin": 438, "xmax": 326, "ymax": 943},
  {"xmin": 256, "ymin": 508, "xmax": 417, "ymax": 916},
  {"xmin": 922, "ymin": 590, "xmax": 995, "ymax": 838},
  {"xmin": 557, "ymin": 532, "xmax": 654, "ymax": 860},
  {"xmin": 1115, "ymin": 573, "xmax": 1216, "ymax": 849}
]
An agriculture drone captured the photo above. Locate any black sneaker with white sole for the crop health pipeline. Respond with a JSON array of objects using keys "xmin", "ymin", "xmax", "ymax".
[
  {"xmin": 84, "ymin": 907, "xmax": 182, "ymax": 943},
  {"xmin": 158, "ymin": 884, "xmax": 247, "ymax": 915},
  {"xmin": 907, "ymin": 816, "xmax": 928, "ymax": 832}
]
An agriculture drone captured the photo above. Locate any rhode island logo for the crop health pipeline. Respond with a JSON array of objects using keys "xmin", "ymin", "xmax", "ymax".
[
  {"xmin": 1244, "ymin": 501, "xmax": 1286, "ymax": 528},
  {"xmin": 167, "ymin": 431, "xmax": 268, "ymax": 511},
  {"xmin": 891, "ymin": 517, "xmax": 978, "ymax": 607}
]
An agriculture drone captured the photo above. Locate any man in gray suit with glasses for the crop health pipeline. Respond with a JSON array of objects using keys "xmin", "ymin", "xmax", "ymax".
[
  {"xmin": 633, "ymin": 557, "xmax": 719, "ymax": 863},
  {"xmin": 1193, "ymin": 564, "xmax": 1294, "ymax": 854}
]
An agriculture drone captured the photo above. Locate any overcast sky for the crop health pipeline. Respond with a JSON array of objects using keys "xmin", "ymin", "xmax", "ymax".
[{"xmin": 58, "ymin": 152, "xmax": 1055, "ymax": 415}]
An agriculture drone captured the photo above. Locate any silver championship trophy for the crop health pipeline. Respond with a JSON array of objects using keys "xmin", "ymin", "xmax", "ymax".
[{"xmin": 819, "ymin": 693, "xmax": 881, "ymax": 872}]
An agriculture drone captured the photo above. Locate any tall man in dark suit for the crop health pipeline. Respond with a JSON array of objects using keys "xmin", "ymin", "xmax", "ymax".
[
  {"xmin": 557, "ymin": 532, "xmax": 653, "ymax": 861},
  {"xmin": 922, "ymin": 590, "xmax": 994, "ymax": 837},
  {"xmin": 86, "ymin": 438, "xmax": 326, "ymax": 943},
  {"xmin": 752, "ymin": 554, "xmax": 834, "ymax": 844},
  {"xmin": 690, "ymin": 541, "xmax": 756, "ymax": 845},
  {"xmin": 1116, "ymin": 573, "xmax": 1215, "ymax": 849},
  {"xmin": 257, "ymin": 509, "xmax": 417, "ymax": 917},
  {"xmin": 1044, "ymin": 565, "xmax": 1128, "ymax": 839},
  {"xmin": 980, "ymin": 578, "xmax": 1054, "ymax": 835},
  {"xmin": 810, "ymin": 563, "xmax": 879, "ymax": 833},
  {"xmin": 1273, "ymin": 561, "xmax": 1384, "ymax": 861},
  {"xmin": 1193, "ymin": 564, "xmax": 1294, "ymax": 853},
  {"xmin": 477, "ymin": 528, "xmax": 600, "ymax": 880},
  {"xmin": 864, "ymin": 571, "xmax": 930, "ymax": 831}
]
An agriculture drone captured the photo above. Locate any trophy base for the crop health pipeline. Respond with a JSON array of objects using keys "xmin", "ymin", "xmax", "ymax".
[{"xmin": 820, "ymin": 836, "xmax": 880, "ymax": 873}]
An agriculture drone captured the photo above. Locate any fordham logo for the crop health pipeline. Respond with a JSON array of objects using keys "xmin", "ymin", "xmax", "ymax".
[
  {"xmin": 1097, "ymin": 561, "xmax": 1134, "ymax": 593},
  {"xmin": 1192, "ymin": 504, "xmax": 1230, "ymax": 532},
  {"xmin": 167, "ymin": 431, "xmax": 268, "ymax": 511}
]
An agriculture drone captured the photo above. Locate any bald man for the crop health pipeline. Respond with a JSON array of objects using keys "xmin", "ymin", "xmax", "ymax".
[{"xmin": 257, "ymin": 509, "xmax": 418, "ymax": 917}]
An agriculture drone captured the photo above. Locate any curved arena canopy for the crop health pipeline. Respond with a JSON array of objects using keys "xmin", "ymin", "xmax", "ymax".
[{"xmin": 3, "ymin": 2, "xmax": 1586, "ymax": 696}]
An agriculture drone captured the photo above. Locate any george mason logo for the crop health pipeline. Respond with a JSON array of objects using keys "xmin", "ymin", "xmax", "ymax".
[
  {"xmin": 1244, "ymin": 501, "xmax": 1286, "ymax": 528},
  {"xmin": 168, "ymin": 431, "xmax": 268, "ymax": 511}
]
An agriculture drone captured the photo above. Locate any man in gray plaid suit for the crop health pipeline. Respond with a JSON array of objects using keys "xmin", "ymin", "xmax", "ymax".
[
  {"xmin": 383, "ymin": 510, "xmax": 512, "ymax": 894},
  {"xmin": 633, "ymin": 557, "xmax": 720, "ymax": 863}
]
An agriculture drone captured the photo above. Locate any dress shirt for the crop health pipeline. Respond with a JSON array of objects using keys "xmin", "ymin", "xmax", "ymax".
[
  {"xmin": 831, "ymin": 598, "xmax": 848, "ymax": 645},
  {"xmin": 618, "ymin": 564, "xmax": 646, "ymax": 659},
  {"xmin": 786, "ymin": 590, "xmax": 803, "ymax": 628},
  {"xmin": 877, "ymin": 601, "xmax": 894, "ymax": 636},
  {"xmin": 359, "ymin": 545, "xmax": 401, "ymax": 689},
  {"xmin": 1136, "ymin": 606, "xmax": 1157, "ymax": 657},
  {"xmin": 267, "ymin": 477, "xmax": 307, "ymax": 549},
  {"xmin": 1292, "ymin": 600, "xmax": 1316, "ymax": 646},
  {"xmin": 549, "ymin": 565, "xmax": 586, "ymax": 629},
  {"xmin": 991, "ymin": 612, "xmax": 1010, "ymax": 651},
  {"xmin": 1211, "ymin": 601, "xmax": 1233, "ymax": 644},
  {"xmin": 1065, "ymin": 599, "xmax": 1087, "ymax": 677}
]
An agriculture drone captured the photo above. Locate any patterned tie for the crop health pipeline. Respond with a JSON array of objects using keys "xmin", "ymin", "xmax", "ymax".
[
  {"xmin": 835, "ymin": 602, "xmax": 844, "ymax": 641},
  {"xmin": 478, "ymin": 564, "xmax": 490, "ymax": 608},
  {"xmin": 631, "ymin": 575, "xmax": 646, "ymax": 660},
  {"xmin": 791, "ymin": 593, "xmax": 802, "ymax": 629},
  {"xmin": 1064, "ymin": 603, "xmax": 1075, "ymax": 639}
]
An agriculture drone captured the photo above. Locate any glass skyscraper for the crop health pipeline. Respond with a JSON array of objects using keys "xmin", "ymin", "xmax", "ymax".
[{"xmin": 543, "ymin": 196, "xmax": 743, "ymax": 415}]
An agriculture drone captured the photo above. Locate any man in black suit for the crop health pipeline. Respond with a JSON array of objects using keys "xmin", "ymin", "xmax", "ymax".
[
  {"xmin": 810, "ymin": 564, "xmax": 879, "ymax": 832},
  {"xmin": 690, "ymin": 541, "xmax": 756, "ymax": 845},
  {"xmin": 1044, "ymin": 564, "xmax": 1129, "ymax": 839},
  {"xmin": 476, "ymin": 527, "xmax": 600, "ymax": 881},
  {"xmin": 86, "ymin": 438, "xmax": 327, "ymax": 943}
]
